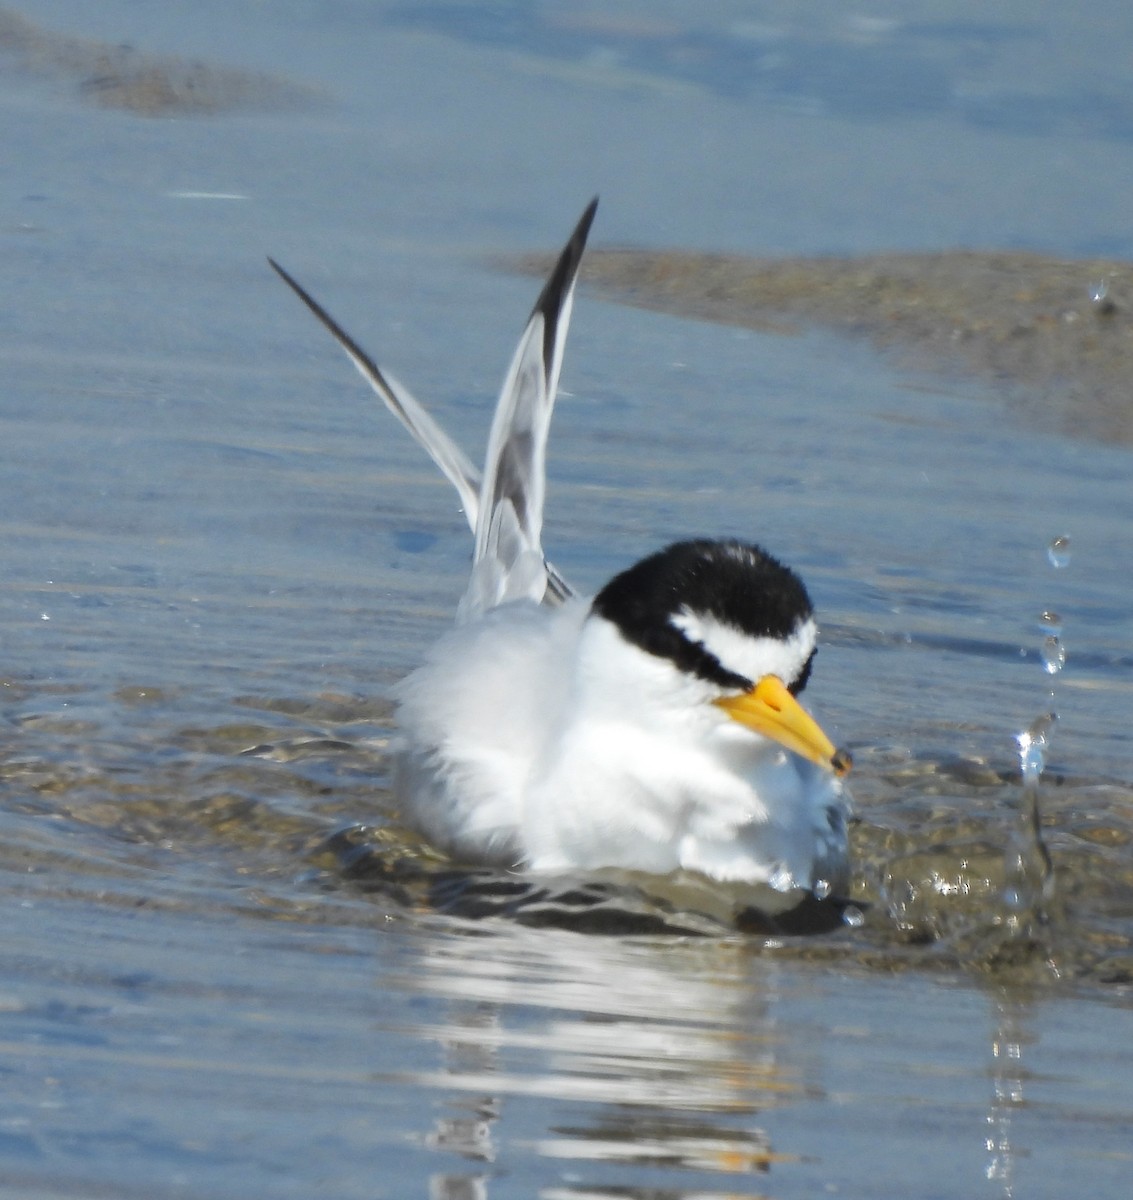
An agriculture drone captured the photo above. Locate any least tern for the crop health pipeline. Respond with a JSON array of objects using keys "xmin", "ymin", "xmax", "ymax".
[{"xmin": 270, "ymin": 198, "xmax": 852, "ymax": 899}]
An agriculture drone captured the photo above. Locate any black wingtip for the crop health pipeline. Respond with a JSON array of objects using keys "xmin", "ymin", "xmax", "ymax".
[
  {"xmin": 533, "ymin": 197, "xmax": 598, "ymax": 317},
  {"xmin": 267, "ymin": 255, "xmax": 318, "ymax": 313},
  {"xmin": 268, "ymin": 254, "xmax": 347, "ymax": 341},
  {"xmin": 531, "ymin": 197, "xmax": 599, "ymax": 371},
  {"xmin": 267, "ymin": 255, "xmax": 393, "ymax": 392},
  {"xmin": 266, "ymin": 256, "xmax": 292, "ymax": 285}
]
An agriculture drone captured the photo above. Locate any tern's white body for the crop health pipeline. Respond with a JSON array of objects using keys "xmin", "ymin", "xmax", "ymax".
[
  {"xmin": 271, "ymin": 197, "xmax": 852, "ymax": 901},
  {"xmin": 395, "ymin": 595, "xmax": 849, "ymax": 891}
]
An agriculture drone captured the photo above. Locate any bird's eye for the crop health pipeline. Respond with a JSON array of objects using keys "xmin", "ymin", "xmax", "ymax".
[{"xmin": 788, "ymin": 649, "xmax": 816, "ymax": 697}]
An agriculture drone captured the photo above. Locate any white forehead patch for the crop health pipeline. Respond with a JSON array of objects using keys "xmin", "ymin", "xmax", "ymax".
[{"xmin": 670, "ymin": 607, "xmax": 817, "ymax": 688}]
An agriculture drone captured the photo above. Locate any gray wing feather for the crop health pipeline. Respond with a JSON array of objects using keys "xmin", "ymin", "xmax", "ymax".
[
  {"xmin": 461, "ymin": 198, "xmax": 598, "ymax": 619},
  {"xmin": 269, "ymin": 196, "xmax": 597, "ymax": 613},
  {"xmin": 268, "ymin": 258, "xmax": 482, "ymax": 528}
]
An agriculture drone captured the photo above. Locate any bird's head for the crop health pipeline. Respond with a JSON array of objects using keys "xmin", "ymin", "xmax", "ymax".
[{"xmin": 590, "ymin": 539, "xmax": 851, "ymax": 775}]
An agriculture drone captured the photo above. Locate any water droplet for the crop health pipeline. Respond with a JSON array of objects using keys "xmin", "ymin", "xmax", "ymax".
[
  {"xmin": 1090, "ymin": 276, "xmax": 1118, "ymax": 316},
  {"xmin": 1017, "ymin": 742, "xmax": 1045, "ymax": 783},
  {"xmin": 813, "ymin": 878, "xmax": 832, "ymax": 900},
  {"xmin": 1041, "ymin": 635, "xmax": 1066, "ymax": 675},
  {"xmin": 1047, "ymin": 536, "xmax": 1071, "ymax": 569},
  {"xmin": 1038, "ymin": 609, "xmax": 1062, "ymax": 635},
  {"xmin": 1002, "ymin": 885, "xmax": 1024, "ymax": 911},
  {"xmin": 768, "ymin": 863, "xmax": 796, "ymax": 892},
  {"xmin": 1016, "ymin": 712, "xmax": 1058, "ymax": 784},
  {"xmin": 1025, "ymin": 711, "xmax": 1057, "ymax": 744},
  {"xmin": 841, "ymin": 904, "xmax": 864, "ymax": 928}
]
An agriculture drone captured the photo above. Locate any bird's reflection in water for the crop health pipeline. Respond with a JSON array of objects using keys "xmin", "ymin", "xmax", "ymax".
[{"xmin": 392, "ymin": 920, "xmax": 807, "ymax": 1199}]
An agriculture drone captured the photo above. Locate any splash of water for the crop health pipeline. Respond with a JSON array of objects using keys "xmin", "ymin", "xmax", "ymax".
[
  {"xmin": 841, "ymin": 904, "xmax": 865, "ymax": 929},
  {"xmin": 1040, "ymin": 636, "xmax": 1065, "ymax": 675},
  {"xmin": 1001, "ymin": 541, "xmax": 1070, "ymax": 935},
  {"xmin": 1002, "ymin": 715, "xmax": 1056, "ymax": 934},
  {"xmin": 1015, "ymin": 713, "xmax": 1057, "ymax": 785}
]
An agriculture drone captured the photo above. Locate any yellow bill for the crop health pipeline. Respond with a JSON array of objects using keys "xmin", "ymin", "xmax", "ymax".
[{"xmin": 714, "ymin": 675, "xmax": 852, "ymax": 776}]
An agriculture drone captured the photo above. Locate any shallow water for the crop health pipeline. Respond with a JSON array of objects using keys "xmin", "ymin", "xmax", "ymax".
[{"xmin": 3, "ymin": 1, "xmax": 1133, "ymax": 1196}]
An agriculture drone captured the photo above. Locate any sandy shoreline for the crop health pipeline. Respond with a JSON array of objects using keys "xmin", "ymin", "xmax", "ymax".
[{"xmin": 514, "ymin": 246, "xmax": 1133, "ymax": 445}]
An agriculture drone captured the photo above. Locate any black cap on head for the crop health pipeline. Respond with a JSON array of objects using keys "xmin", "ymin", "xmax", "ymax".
[{"xmin": 591, "ymin": 539, "xmax": 816, "ymax": 693}]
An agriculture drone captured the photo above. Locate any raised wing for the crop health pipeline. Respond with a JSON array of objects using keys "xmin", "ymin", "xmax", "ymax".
[
  {"xmin": 268, "ymin": 257, "xmax": 482, "ymax": 528},
  {"xmin": 269, "ymin": 199, "xmax": 596, "ymax": 613},
  {"xmin": 460, "ymin": 197, "xmax": 598, "ymax": 619}
]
